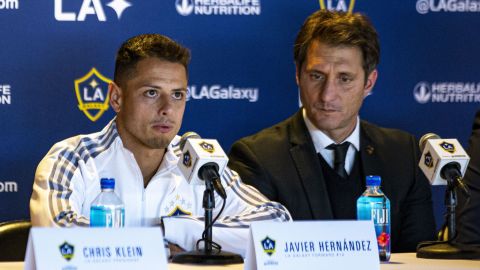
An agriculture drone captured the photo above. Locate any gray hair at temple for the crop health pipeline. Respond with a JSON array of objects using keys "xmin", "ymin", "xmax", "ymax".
[{"xmin": 294, "ymin": 10, "xmax": 380, "ymax": 82}]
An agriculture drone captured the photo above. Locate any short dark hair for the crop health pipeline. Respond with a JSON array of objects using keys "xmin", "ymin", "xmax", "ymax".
[
  {"xmin": 114, "ymin": 34, "xmax": 191, "ymax": 87},
  {"xmin": 294, "ymin": 10, "xmax": 380, "ymax": 79}
]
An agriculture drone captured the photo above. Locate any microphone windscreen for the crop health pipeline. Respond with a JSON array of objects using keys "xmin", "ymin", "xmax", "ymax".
[
  {"xmin": 419, "ymin": 133, "xmax": 440, "ymax": 152},
  {"xmin": 180, "ymin": 131, "xmax": 201, "ymax": 150}
]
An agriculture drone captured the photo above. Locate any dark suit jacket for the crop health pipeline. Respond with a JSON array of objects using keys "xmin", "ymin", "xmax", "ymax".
[
  {"xmin": 456, "ymin": 110, "xmax": 480, "ymax": 245},
  {"xmin": 228, "ymin": 110, "xmax": 436, "ymax": 252}
]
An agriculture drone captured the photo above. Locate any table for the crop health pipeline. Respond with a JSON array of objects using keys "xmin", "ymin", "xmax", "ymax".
[
  {"xmin": 1, "ymin": 253, "xmax": 479, "ymax": 269},
  {"xmin": 382, "ymin": 253, "xmax": 479, "ymax": 270}
]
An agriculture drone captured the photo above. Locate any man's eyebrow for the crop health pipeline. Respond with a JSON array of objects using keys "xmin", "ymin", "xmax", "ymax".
[
  {"xmin": 140, "ymin": 84, "xmax": 162, "ymax": 89},
  {"xmin": 172, "ymin": 87, "xmax": 187, "ymax": 92}
]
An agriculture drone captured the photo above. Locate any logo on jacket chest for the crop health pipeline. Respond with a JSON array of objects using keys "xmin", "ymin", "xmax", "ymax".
[{"xmin": 164, "ymin": 194, "xmax": 192, "ymax": 216}]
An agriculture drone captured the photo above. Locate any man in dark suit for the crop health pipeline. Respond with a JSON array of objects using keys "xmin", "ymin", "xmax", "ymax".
[
  {"xmin": 228, "ymin": 10, "xmax": 435, "ymax": 252},
  {"xmin": 456, "ymin": 110, "xmax": 480, "ymax": 246}
]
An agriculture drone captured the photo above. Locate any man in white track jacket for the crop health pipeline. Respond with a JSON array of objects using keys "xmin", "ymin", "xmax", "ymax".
[{"xmin": 30, "ymin": 34, "xmax": 291, "ymax": 257}]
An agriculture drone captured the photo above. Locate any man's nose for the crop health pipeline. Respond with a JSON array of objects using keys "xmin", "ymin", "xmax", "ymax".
[
  {"xmin": 157, "ymin": 93, "xmax": 173, "ymax": 116},
  {"xmin": 319, "ymin": 77, "xmax": 337, "ymax": 102}
]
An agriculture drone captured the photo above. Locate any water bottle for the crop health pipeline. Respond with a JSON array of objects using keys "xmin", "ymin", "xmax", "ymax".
[
  {"xmin": 357, "ymin": 175, "xmax": 391, "ymax": 261},
  {"xmin": 90, "ymin": 178, "xmax": 125, "ymax": 227}
]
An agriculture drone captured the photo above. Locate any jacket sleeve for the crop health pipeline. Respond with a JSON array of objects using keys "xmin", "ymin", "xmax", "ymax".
[
  {"xmin": 456, "ymin": 110, "xmax": 480, "ymax": 245},
  {"xmin": 227, "ymin": 139, "xmax": 278, "ymax": 201},
  {"xmin": 30, "ymin": 144, "xmax": 90, "ymax": 227},
  {"xmin": 162, "ymin": 167, "xmax": 292, "ymax": 257},
  {"xmin": 394, "ymin": 134, "xmax": 436, "ymax": 252}
]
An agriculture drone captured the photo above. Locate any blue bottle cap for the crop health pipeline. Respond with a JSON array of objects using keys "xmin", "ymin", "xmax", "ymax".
[
  {"xmin": 100, "ymin": 178, "xmax": 115, "ymax": 189},
  {"xmin": 366, "ymin": 175, "xmax": 381, "ymax": 186}
]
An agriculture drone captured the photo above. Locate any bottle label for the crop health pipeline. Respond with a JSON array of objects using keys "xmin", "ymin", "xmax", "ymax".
[
  {"xmin": 90, "ymin": 206, "xmax": 125, "ymax": 227},
  {"xmin": 371, "ymin": 206, "xmax": 390, "ymax": 256},
  {"xmin": 371, "ymin": 207, "xmax": 389, "ymax": 225}
]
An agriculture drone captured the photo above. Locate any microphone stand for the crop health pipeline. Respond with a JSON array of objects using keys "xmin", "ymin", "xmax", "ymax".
[
  {"xmin": 417, "ymin": 172, "xmax": 479, "ymax": 259},
  {"xmin": 172, "ymin": 169, "xmax": 243, "ymax": 265},
  {"xmin": 204, "ymin": 179, "xmax": 215, "ymax": 252}
]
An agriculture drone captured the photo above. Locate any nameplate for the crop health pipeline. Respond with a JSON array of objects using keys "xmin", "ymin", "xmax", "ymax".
[
  {"xmin": 245, "ymin": 221, "xmax": 379, "ymax": 270},
  {"xmin": 24, "ymin": 227, "xmax": 167, "ymax": 270}
]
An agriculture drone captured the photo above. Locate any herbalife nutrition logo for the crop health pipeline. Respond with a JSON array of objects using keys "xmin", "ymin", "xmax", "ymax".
[
  {"xmin": 414, "ymin": 81, "xmax": 480, "ymax": 104},
  {"xmin": 413, "ymin": 82, "xmax": 431, "ymax": 104},
  {"xmin": 0, "ymin": 84, "xmax": 11, "ymax": 105},
  {"xmin": 175, "ymin": 0, "xmax": 261, "ymax": 16},
  {"xmin": 176, "ymin": 0, "xmax": 193, "ymax": 15}
]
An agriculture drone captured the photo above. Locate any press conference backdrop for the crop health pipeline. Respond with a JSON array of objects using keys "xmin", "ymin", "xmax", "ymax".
[{"xmin": 1, "ymin": 1, "xmax": 479, "ymax": 228}]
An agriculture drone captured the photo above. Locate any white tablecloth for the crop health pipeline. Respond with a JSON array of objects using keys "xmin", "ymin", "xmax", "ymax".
[{"xmin": 1, "ymin": 253, "xmax": 479, "ymax": 269}]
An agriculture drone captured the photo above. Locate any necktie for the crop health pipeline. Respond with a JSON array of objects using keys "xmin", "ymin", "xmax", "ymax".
[{"xmin": 327, "ymin": 142, "xmax": 350, "ymax": 178}]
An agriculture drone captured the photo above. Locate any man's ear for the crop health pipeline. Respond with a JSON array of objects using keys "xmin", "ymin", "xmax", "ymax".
[
  {"xmin": 295, "ymin": 64, "xmax": 300, "ymax": 86},
  {"xmin": 363, "ymin": 69, "xmax": 378, "ymax": 98},
  {"xmin": 109, "ymin": 82, "xmax": 122, "ymax": 113}
]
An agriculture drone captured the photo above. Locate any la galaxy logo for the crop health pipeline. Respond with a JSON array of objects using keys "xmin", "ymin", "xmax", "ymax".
[
  {"xmin": 59, "ymin": 241, "xmax": 75, "ymax": 261},
  {"xmin": 261, "ymin": 236, "xmax": 276, "ymax": 256},
  {"xmin": 55, "ymin": 0, "xmax": 132, "ymax": 21},
  {"xmin": 165, "ymin": 194, "xmax": 193, "ymax": 216},
  {"xmin": 168, "ymin": 205, "xmax": 192, "ymax": 216},
  {"xmin": 319, "ymin": 0, "xmax": 356, "ymax": 13},
  {"xmin": 183, "ymin": 150, "xmax": 192, "ymax": 167},
  {"xmin": 199, "ymin": 141, "xmax": 215, "ymax": 153},
  {"xmin": 439, "ymin": 141, "xmax": 456, "ymax": 154},
  {"xmin": 74, "ymin": 67, "xmax": 111, "ymax": 122},
  {"xmin": 424, "ymin": 151, "xmax": 434, "ymax": 168}
]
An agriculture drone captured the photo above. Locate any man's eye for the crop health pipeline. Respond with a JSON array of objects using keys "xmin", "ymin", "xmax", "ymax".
[
  {"xmin": 310, "ymin": 73, "xmax": 324, "ymax": 81},
  {"xmin": 145, "ymin": 89, "xmax": 158, "ymax": 98},
  {"xmin": 172, "ymin": 91, "xmax": 185, "ymax": 100},
  {"xmin": 340, "ymin": 75, "xmax": 353, "ymax": 83}
]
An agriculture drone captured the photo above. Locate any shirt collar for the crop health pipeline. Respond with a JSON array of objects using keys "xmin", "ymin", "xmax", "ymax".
[
  {"xmin": 157, "ymin": 135, "xmax": 181, "ymax": 173},
  {"xmin": 302, "ymin": 108, "xmax": 360, "ymax": 153},
  {"xmin": 112, "ymin": 118, "xmax": 180, "ymax": 174}
]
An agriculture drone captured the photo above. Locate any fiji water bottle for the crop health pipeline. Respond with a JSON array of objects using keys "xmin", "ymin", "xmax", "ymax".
[
  {"xmin": 357, "ymin": 175, "xmax": 391, "ymax": 261},
  {"xmin": 90, "ymin": 178, "xmax": 125, "ymax": 227}
]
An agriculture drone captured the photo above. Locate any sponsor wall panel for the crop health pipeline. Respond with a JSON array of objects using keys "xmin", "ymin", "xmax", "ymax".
[{"xmin": 1, "ymin": 1, "xmax": 478, "ymax": 229}]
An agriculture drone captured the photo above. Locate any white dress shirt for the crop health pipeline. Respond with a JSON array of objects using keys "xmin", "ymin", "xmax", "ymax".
[{"xmin": 302, "ymin": 108, "xmax": 360, "ymax": 175}]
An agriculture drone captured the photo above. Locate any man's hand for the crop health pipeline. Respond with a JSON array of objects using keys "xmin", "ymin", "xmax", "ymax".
[{"xmin": 168, "ymin": 243, "xmax": 185, "ymax": 258}]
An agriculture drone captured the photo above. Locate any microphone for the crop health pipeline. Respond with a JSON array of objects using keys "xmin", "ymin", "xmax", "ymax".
[
  {"xmin": 416, "ymin": 133, "xmax": 477, "ymax": 260},
  {"xmin": 418, "ymin": 133, "xmax": 470, "ymax": 194},
  {"xmin": 179, "ymin": 131, "xmax": 201, "ymax": 149},
  {"xmin": 178, "ymin": 132, "xmax": 227, "ymax": 199},
  {"xmin": 173, "ymin": 132, "xmax": 244, "ymax": 265}
]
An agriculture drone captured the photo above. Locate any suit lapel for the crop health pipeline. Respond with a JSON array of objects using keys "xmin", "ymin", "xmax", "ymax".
[
  {"xmin": 289, "ymin": 111, "xmax": 333, "ymax": 219},
  {"xmin": 360, "ymin": 122, "xmax": 385, "ymax": 179}
]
